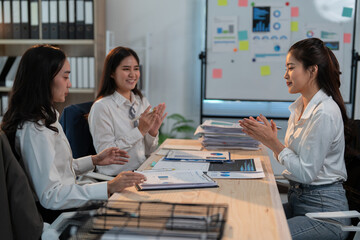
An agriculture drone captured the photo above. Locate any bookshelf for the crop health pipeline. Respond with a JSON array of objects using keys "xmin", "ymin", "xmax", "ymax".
[{"xmin": 0, "ymin": 0, "xmax": 105, "ymax": 115}]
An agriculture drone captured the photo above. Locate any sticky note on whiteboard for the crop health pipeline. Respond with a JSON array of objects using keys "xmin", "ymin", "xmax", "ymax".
[
  {"xmin": 238, "ymin": 30, "xmax": 248, "ymax": 40},
  {"xmin": 239, "ymin": 40, "xmax": 249, "ymax": 50},
  {"xmin": 218, "ymin": 0, "xmax": 227, "ymax": 6},
  {"xmin": 260, "ymin": 66, "xmax": 271, "ymax": 76},
  {"xmin": 238, "ymin": 0, "xmax": 248, "ymax": 7},
  {"xmin": 342, "ymin": 7, "xmax": 353, "ymax": 18},
  {"xmin": 213, "ymin": 69, "xmax": 223, "ymax": 78},
  {"xmin": 291, "ymin": 7, "xmax": 299, "ymax": 17},
  {"xmin": 291, "ymin": 21, "xmax": 298, "ymax": 32},
  {"xmin": 344, "ymin": 33, "xmax": 351, "ymax": 43}
]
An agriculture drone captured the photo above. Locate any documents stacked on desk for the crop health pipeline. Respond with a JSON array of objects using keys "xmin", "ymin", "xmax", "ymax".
[
  {"xmin": 135, "ymin": 170, "xmax": 218, "ymax": 190},
  {"xmin": 195, "ymin": 120, "xmax": 260, "ymax": 150}
]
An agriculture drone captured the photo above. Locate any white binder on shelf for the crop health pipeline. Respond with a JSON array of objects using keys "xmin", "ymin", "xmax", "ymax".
[
  {"xmin": 69, "ymin": 57, "xmax": 77, "ymax": 88},
  {"xmin": 41, "ymin": 0, "xmax": 50, "ymax": 39},
  {"xmin": 12, "ymin": 0, "xmax": 21, "ymax": 39},
  {"xmin": 68, "ymin": 0, "xmax": 75, "ymax": 39},
  {"xmin": 84, "ymin": 0, "xmax": 93, "ymax": 39},
  {"xmin": 30, "ymin": 0, "xmax": 39, "ymax": 39},
  {"xmin": 76, "ymin": 57, "xmax": 83, "ymax": 88},
  {"xmin": 2, "ymin": 95, "xmax": 9, "ymax": 115},
  {"xmin": 58, "ymin": 0, "xmax": 67, "ymax": 39},
  {"xmin": 20, "ymin": 0, "xmax": 29, "ymax": 38},
  {"xmin": 82, "ymin": 57, "xmax": 89, "ymax": 88},
  {"xmin": 3, "ymin": 0, "xmax": 12, "ymax": 39},
  {"xmin": 49, "ymin": 0, "xmax": 58, "ymax": 39},
  {"xmin": 89, "ymin": 57, "xmax": 95, "ymax": 89}
]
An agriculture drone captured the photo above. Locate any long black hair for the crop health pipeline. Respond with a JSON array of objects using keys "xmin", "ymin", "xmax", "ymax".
[
  {"xmin": 96, "ymin": 46, "xmax": 143, "ymax": 100},
  {"xmin": 289, "ymin": 38, "xmax": 350, "ymax": 152},
  {"xmin": 1, "ymin": 45, "xmax": 66, "ymax": 145}
]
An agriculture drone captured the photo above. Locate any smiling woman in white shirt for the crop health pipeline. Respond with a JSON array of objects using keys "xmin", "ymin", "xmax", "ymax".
[
  {"xmin": 239, "ymin": 38, "xmax": 350, "ymax": 240},
  {"xmin": 1, "ymin": 45, "xmax": 146, "ymax": 223},
  {"xmin": 88, "ymin": 46, "xmax": 167, "ymax": 176}
]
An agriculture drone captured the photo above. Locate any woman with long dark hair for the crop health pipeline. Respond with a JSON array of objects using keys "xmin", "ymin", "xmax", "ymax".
[
  {"xmin": 239, "ymin": 38, "xmax": 350, "ymax": 239},
  {"xmin": 1, "ymin": 45, "xmax": 146, "ymax": 222},
  {"xmin": 88, "ymin": 46, "xmax": 167, "ymax": 176}
]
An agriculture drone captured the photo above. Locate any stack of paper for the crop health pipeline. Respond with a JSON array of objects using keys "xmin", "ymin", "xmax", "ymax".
[{"xmin": 194, "ymin": 120, "xmax": 260, "ymax": 150}]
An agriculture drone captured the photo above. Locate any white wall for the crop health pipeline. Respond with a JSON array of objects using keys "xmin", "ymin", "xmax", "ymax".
[{"xmin": 106, "ymin": 0, "xmax": 205, "ymax": 134}]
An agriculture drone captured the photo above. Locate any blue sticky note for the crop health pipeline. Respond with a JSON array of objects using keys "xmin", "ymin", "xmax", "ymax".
[
  {"xmin": 238, "ymin": 30, "xmax": 248, "ymax": 40},
  {"xmin": 150, "ymin": 161, "xmax": 157, "ymax": 167},
  {"xmin": 342, "ymin": 7, "xmax": 353, "ymax": 18},
  {"xmin": 158, "ymin": 176, "xmax": 168, "ymax": 179},
  {"xmin": 221, "ymin": 173, "xmax": 230, "ymax": 177}
]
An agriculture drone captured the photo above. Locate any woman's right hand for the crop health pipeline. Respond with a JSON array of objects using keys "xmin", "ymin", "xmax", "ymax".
[
  {"xmin": 107, "ymin": 171, "xmax": 146, "ymax": 196},
  {"xmin": 138, "ymin": 106, "xmax": 157, "ymax": 136}
]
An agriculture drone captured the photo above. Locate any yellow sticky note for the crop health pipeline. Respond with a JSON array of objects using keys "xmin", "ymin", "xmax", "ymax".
[
  {"xmin": 291, "ymin": 21, "xmax": 298, "ymax": 32},
  {"xmin": 260, "ymin": 66, "xmax": 271, "ymax": 76},
  {"xmin": 239, "ymin": 40, "xmax": 249, "ymax": 50},
  {"xmin": 218, "ymin": 0, "xmax": 227, "ymax": 6}
]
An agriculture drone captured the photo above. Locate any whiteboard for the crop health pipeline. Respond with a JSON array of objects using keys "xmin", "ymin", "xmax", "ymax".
[{"xmin": 205, "ymin": 0, "xmax": 355, "ymax": 102}]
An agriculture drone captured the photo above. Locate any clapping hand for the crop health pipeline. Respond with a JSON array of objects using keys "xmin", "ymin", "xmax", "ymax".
[
  {"xmin": 149, "ymin": 103, "xmax": 167, "ymax": 137},
  {"xmin": 92, "ymin": 147, "xmax": 129, "ymax": 166},
  {"xmin": 138, "ymin": 105, "xmax": 157, "ymax": 136},
  {"xmin": 239, "ymin": 114, "xmax": 284, "ymax": 155}
]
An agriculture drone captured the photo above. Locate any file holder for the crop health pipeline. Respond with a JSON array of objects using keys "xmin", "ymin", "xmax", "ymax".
[{"xmin": 62, "ymin": 200, "xmax": 228, "ymax": 239}]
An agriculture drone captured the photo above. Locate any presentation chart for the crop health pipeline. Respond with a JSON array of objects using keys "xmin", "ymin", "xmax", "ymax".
[{"xmin": 253, "ymin": 7, "xmax": 270, "ymax": 32}]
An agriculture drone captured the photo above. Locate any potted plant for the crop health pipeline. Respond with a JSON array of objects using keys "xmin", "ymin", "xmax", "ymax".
[{"xmin": 158, "ymin": 113, "xmax": 196, "ymax": 145}]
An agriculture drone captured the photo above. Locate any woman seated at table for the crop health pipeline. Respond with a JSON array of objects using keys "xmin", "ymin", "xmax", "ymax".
[
  {"xmin": 239, "ymin": 38, "xmax": 350, "ymax": 240},
  {"xmin": 1, "ymin": 45, "xmax": 146, "ymax": 223},
  {"xmin": 88, "ymin": 46, "xmax": 167, "ymax": 176}
]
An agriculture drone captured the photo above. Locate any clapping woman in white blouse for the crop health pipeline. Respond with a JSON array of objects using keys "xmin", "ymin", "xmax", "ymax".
[
  {"xmin": 88, "ymin": 46, "xmax": 167, "ymax": 176},
  {"xmin": 1, "ymin": 45, "xmax": 146, "ymax": 223},
  {"xmin": 239, "ymin": 38, "xmax": 350, "ymax": 240}
]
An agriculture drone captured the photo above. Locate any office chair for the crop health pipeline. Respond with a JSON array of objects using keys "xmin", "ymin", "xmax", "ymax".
[
  {"xmin": 59, "ymin": 101, "xmax": 96, "ymax": 158},
  {"xmin": 0, "ymin": 131, "xmax": 43, "ymax": 240},
  {"xmin": 60, "ymin": 101, "xmax": 113, "ymax": 182}
]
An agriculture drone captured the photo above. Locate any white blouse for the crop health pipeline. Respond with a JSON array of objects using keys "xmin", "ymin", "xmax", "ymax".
[
  {"xmin": 15, "ymin": 115, "xmax": 108, "ymax": 210},
  {"xmin": 88, "ymin": 91, "xmax": 158, "ymax": 176},
  {"xmin": 278, "ymin": 89, "xmax": 347, "ymax": 185}
]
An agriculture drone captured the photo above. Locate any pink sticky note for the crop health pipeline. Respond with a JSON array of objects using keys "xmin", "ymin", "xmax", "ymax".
[
  {"xmin": 213, "ymin": 69, "xmax": 222, "ymax": 79},
  {"xmin": 291, "ymin": 7, "xmax": 299, "ymax": 17},
  {"xmin": 344, "ymin": 33, "xmax": 351, "ymax": 43},
  {"xmin": 238, "ymin": 0, "xmax": 248, "ymax": 7}
]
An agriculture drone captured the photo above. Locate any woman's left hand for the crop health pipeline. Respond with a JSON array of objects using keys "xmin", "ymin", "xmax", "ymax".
[
  {"xmin": 149, "ymin": 103, "xmax": 167, "ymax": 136},
  {"xmin": 92, "ymin": 147, "xmax": 130, "ymax": 166}
]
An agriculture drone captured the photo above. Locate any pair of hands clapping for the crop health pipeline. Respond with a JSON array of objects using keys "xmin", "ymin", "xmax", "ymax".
[
  {"xmin": 239, "ymin": 114, "xmax": 285, "ymax": 156},
  {"xmin": 91, "ymin": 147, "xmax": 146, "ymax": 195},
  {"xmin": 138, "ymin": 103, "xmax": 167, "ymax": 137}
]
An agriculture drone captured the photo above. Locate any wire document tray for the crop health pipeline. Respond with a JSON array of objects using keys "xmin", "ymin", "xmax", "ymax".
[{"xmin": 67, "ymin": 200, "xmax": 228, "ymax": 239}]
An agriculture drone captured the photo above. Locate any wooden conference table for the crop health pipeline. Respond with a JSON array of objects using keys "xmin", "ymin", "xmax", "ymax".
[{"xmin": 110, "ymin": 139, "xmax": 291, "ymax": 240}]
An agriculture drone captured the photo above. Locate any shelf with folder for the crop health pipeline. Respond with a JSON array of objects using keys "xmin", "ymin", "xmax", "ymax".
[
  {"xmin": 0, "ymin": 39, "xmax": 94, "ymax": 45},
  {"xmin": 0, "ymin": 87, "xmax": 94, "ymax": 93},
  {"xmin": 0, "ymin": 0, "xmax": 104, "ymax": 114}
]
